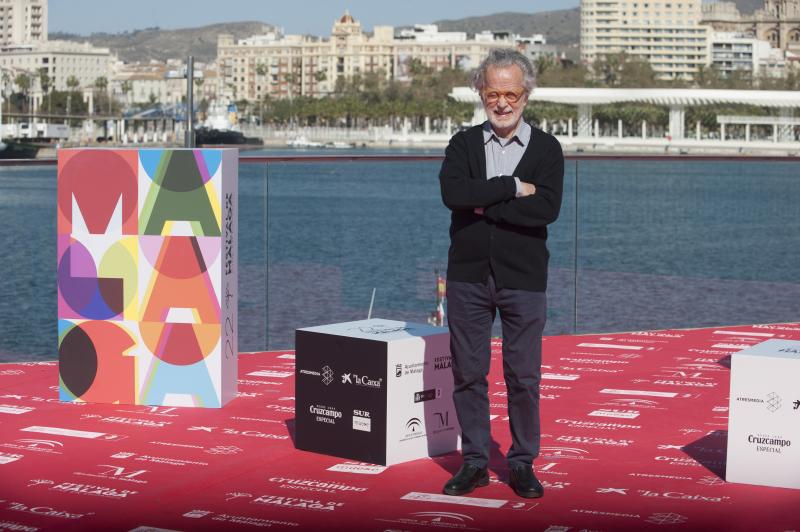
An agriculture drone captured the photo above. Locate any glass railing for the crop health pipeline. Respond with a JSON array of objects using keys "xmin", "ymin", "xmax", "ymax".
[{"xmin": 1, "ymin": 154, "xmax": 798, "ymax": 361}]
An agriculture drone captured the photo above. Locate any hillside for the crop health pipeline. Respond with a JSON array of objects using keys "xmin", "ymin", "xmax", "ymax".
[
  {"xmin": 49, "ymin": 21, "xmax": 273, "ymax": 63},
  {"xmin": 433, "ymin": 8, "xmax": 579, "ymax": 45}
]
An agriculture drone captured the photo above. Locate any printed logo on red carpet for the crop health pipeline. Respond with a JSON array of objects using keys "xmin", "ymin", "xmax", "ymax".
[
  {"xmin": 401, "ymin": 492, "xmax": 507, "ymax": 508},
  {"xmin": 236, "ymin": 391, "xmax": 262, "ymax": 398},
  {"xmin": 555, "ymin": 418, "xmax": 641, "ymax": 431},
  {"xmin": 80, "ymin": 414, "xmax": 172, "ymax": 428},
  {"xmin": 588, "ymin": 409, "xmax": 640, "ymax": 419},
  {"xmin": 596, "ymin": 487, "xmax": 730, "ymax": 503},
  {"xmin": 182, "ymin": 510, "xmax": 298, "ymax": 527},
  {"xmin": 570, "ymin": 508, "xmax": 641, "ymax": 520},
  {"xmin": 109, "ymin": 452, "xmax": 209, "ymax": 467},
  {"xmin": 376, "ymin": 511, "xmax": 480, "ymax": 530},
  {"xmin": 238, "ymin": 379, "xmax": 285, "ymax": 387},
  {"xmin": 247, "ymin": 370, "xmax": 293, "ymax": 378},
  {"xmin": 654, "ymin": 456, "xmax": 714, "ymax": 468},
  {"xmin": 115, "ymin": 406, "xmax": 181, "ymax": 418},
  {"xmin": 266, "ymin": 404, "xmax": 294, "ymax": 414},
  {"xmin": 645, "ymin": 513, "xmax": 689, "ymax": 525},
  {"xmin": 600, "ymin": 389, "xmax": 678, "ymax": 398},
  {"xmin": 27, "ymin": 479, "xmax": 138, "ymax": 499},
  {"xmin": 629, "ymin": 472, "xmax": 693, "ymax": 481},
  {"xmin": 539, "ymin": 446, "xmax": 598, "ymax": 461},
  {"xmin": 592, "ymin": 398, "xmax": 664, "ymax": 410},
  {"xmin": 577, "ymin": 342, "xmax": 647, "ymax": 351},
  {"xmin": 542, "ymin": 373, "xmax": 580, "ymax": 381},
  {"xmin": 559, "ymin": 366, "xmax": 623, "ymax": 374},
  {"xmin": 74, "ymin": 464, "xmax": 150, "ymax": 484},
  {"xmin": 268, "ymin": 477, "xmax": 367, "ymax": 493},
  {"xmin": 326, "ymin": 462, "xmax": 387, "ymax": 475},
  {"xmin": 230, "ymin": 416, "xmax": 283, "ymax": 425},
  {"xmin": 0, "ymin": 520, "xmax": 37, "ymax": 532},
  {"xmin": 710, "ymin": 343, "xmax": 750, "ymax": 350},
  {"xmin": 185, "ymin": 427, "xmax": 289, "ymax": 440},
  {"xmin": 5, "ymin": 500, "xmax": 93, "ymax": 519},
  {"xmin": 554, "ymin": 435, "xmax": 634, "ymax": 447},
  {"xmin": 249, "ymin": 495, "xmax": 345, "ymax": 511},
  {"xmin": 0, "ymin": 451, "xmax": 23, "ymax": 464},
  {"xmin": 20, "ymin": 426, "xmax": 127, "ymax": 441},
  {"xmin": 630, "ymin": 331, "xmax": 685, "ymax": 339},
  {"xmin": 560, "ymin": 357, "xmax": 630, "ymax": 365},
  {"xmin": 0, "ymin": 404, "xmax": 35, "ymax": 415},
  {"xmin": 1, "ymin": 438, "xmax": 64, "ymax": 454}
]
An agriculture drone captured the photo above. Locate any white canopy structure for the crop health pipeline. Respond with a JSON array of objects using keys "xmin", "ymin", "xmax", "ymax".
[{"xmin": 449, "ymin": 87, "xmax": 800, "ymax": 141}]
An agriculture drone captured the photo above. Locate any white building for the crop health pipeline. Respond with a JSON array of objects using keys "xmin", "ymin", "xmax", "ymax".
[
  {"xmin": 580, "ymin": 0, "xmax": 710, "ymax": 80},
  {"xmin": 397, "ymin": 24, "xmax": 467, "ymax": 43},
  {"xmin": 217, "ymin": 11, "xmax": 529, "ymax": 101},
  {"xmin": 0, "ymin": 39, "xmax": 111, "ymax": 93},
  {"xmin": 0, "ymin": 0, "xmax": 47, "ymax": 46},
  {"xmin": 111, "ymin": 59, "xmax": 219, "ymax": 107},
  {"xmin": 709, "ymin": 32, "xmax": 773, "ymax": 78}
]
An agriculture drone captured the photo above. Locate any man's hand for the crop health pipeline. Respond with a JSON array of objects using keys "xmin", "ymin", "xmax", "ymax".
[{"xmin": 518, "ymin": 182, "xmax": 536, "ymax": 197}]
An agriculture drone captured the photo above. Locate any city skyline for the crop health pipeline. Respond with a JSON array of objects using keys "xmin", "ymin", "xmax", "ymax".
[{"xmin": 49, "ymin": 0, "xmax": 579, "ymax": 37}]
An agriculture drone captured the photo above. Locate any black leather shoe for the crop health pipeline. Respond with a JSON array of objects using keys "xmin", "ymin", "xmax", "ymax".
[
  {"xmin": 508, "ymin": 464, "xmax": 544, "ymax": 498},
  {"xmin": 443, "ymin": 464, "xmax": 489, "ymax": 496}
]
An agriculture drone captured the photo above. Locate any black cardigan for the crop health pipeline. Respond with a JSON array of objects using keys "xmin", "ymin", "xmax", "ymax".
[{"xmin": 439, "ymin": 123, "xmax": 564, "ymax": 292}]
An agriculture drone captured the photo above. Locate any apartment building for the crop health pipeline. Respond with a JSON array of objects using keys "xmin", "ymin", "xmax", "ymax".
[
  {"xmin": 0, "ymin": 39, "xmax": 111, "ymax": 92},
  {"xmin": 581, "ymin": 0, "xmax": 709, "ymax": 79},
  {"xmin": 709, "ymin": 32, "xmax": 775, "ymax": 78},
  {"xmin": 217, "ymin": 11, "xmax": 518, "ymax": 101},
  {"xmin": 111, "ymin": 59, "xmax": 219, "ymax": 105},
  {"xmin": 702, "ymin": 0, "xmax": 800, "ymax": 54},
  {"xmin": 0, "ymin": 0, "xmax": 46, "ymax": 46}
]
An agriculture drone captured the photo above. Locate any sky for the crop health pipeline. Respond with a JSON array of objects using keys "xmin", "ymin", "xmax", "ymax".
[{"xmin": 49, "ymin": 0, "xmax": 580, "ymax": 36}]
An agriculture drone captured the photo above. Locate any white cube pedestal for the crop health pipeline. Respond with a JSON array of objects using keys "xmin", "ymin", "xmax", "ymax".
[
  {"xmin": 295, "ymin": 318, "xmax": 461, "ymax": 466},
  {"xmin": 727, "ymin": 339, "xmax": 800, "ymax": 489}
]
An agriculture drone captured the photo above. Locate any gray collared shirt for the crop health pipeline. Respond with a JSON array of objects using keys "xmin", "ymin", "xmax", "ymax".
[{"xmin": 483, "ymin": 120, "xmax": 531, "ymax": 184}]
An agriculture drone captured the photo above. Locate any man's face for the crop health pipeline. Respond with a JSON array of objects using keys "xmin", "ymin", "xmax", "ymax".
[{"xmin": 481, "ymin": 65, "xmax": 528, "ymax": 139}]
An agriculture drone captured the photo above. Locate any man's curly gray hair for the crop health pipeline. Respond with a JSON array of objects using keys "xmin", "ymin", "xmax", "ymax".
[{"xmin": 470, "ymin": 48, "xmax": 536, "ymax": 93}]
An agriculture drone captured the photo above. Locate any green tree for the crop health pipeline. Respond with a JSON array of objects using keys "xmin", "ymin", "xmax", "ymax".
[
  {"xmin": 94, "ymin": 76, "xmax": 110, "ymax": 114},
  {"xmin": 38, "ymin": 68, "xmax": 52, "ymax": 115},
  {"xmin": 593, "ymin": 52, "xmax": 658, "ymax": 88},
  {"xmin": 537, "ymin": 59, "xmax": 590, "ymax": 87},
  {"xmin": 120, "ymin": 80, "xmax": 132, "ymax": 106},
  {"xmin": 14, "ymin": 73, "xmax": 31, "ymax": 114}
]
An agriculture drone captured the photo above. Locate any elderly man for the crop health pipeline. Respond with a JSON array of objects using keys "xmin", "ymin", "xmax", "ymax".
[{"xmin": 439, "ymin": 48, "xmax": 563, "ymax": 499}]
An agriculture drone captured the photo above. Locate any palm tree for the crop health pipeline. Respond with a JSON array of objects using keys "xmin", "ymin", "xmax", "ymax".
[
  {"xmin": 15, "ymin": 72, "xmax": 31, "ymax": 114},
  {"xmin": 120, "ymin": 80, "xmax": 132, "ymax": 107},
  {"xmin": 38, "ymin": 68, "xmax": 52, "ymax": 115},
  {"xmin": 94, "ymin": 76, "xmax": 109, "ymax": 114},
  {"xmin": 255, "ymin": 63, "xmax": 267, "ymax": 123},
  {"xmin": 1, "ymin": 70, "xmax": 11, "ymax": 118}
]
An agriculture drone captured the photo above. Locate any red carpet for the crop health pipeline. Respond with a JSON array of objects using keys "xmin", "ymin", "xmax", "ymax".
[{"xmin": 1, "ymin": 323, "xmax": 799, "ymax": 531}]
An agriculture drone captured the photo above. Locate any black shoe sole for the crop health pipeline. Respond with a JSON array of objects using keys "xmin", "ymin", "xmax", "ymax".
[
  {"xmin": 510, "ymin": 484, "xmax": 544, "ymax": 499},
  {"xmin": 442, "ymin": 474, "xmax": 490, "ymax": 496}
]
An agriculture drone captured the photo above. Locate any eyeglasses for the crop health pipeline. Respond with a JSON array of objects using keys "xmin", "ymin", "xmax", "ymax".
[{"xmin": 482, "ymin": 88, "xmax": 526, "ymax": 104}]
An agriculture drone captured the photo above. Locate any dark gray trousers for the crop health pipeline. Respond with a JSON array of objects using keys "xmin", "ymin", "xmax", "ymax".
[{"xmin": 446, "ymin": 276, "xmax": 546, "ymax": 468}]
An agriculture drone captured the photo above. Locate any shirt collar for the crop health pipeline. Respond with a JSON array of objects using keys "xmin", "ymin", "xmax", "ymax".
[{"xmin": 482, "ymin": 120, "xmax": 531, "ymax": 147}]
